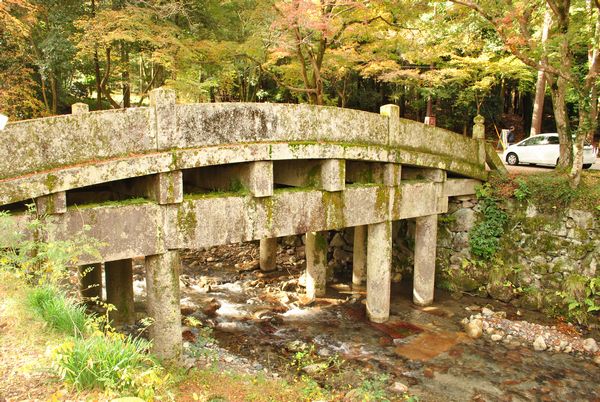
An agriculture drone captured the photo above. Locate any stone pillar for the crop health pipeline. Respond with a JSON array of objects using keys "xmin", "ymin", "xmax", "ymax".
[
  {"xmin": 79, "ymin": 263, "xmax": 102, "ymax": 301},
  {"xmin": 104, "ymin": 259, "xmax": 135, "ymax": 325},
  {"xmin": 71, "ymin": 103, "xmax": 89, "ymax": 115},
  {"xmin": 35, "ymin": 192, "xmax": 66, "ymax": 215},
  {"xmin": 383, "ymin": 163, "xmax": 402, "ymax": 187},
  {"xmin": 246, "ymin": 161, "xmax": 273, "ymax": 197},
  {"xmin": 352, "ymin": 225, "xmax": 367, "ymax": 286},
  {"xmin": 473, "ymin": 115, "xmax": 486, "ymax": 166},
  {"xmin": 152, "ymin": 171, "xmax": 183, "ymax": 204},
  {"xmin": 150, "ymin": 88, "xmax": 177, "ymax": 150},
  {"xmin": 145, "ymin": 251, "xmax": 182, "ymax": 363},
  {"xmin": 320, "ymin": 159, "xmax": 345, "ymax": 192},
  {"xmin": 259, "ymin": 237, "xmax": 277, "ymax": 271},
  {"xmin": 413, "ymin": 214, "xmax": 438, "ymax": 306},
  {"xmin": 305, "ymin": 231, "xmax": 328, "ymax": 298},
  {"xmin": 366, "ymin": 221, "xmax": 392, "ymax": 323},
  {"xmin": 380, "ymin": 104, "xmax": 400, "ymax": 145}
]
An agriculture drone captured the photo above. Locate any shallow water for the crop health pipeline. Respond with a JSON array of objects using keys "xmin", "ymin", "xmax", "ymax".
[{"xmin": 172, "ymin": 246, "xmax": 600, "ymax": 401}]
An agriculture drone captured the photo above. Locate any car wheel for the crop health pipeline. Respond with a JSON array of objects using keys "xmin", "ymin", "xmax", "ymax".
[
  {"xmin": 583, "ymin": 163, "xmax": 592, "ymax": 169},
  {"xmin": 506, "ymin": 153, "xmax": 519, "ymax": 165}
]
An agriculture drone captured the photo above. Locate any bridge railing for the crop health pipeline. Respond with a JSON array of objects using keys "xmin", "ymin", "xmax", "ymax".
[{"xmin": 0, "ymin": 88, "xmax": 484, "ymax": 183}]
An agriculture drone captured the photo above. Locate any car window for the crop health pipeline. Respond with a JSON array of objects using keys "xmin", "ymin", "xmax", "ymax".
[
  {"xmin": 547, "ymin": 136, "xmax": 559, "ymax": 144},
  {"xmin": 520, "ymin": 137, "xmax": 543, "ymax": 146}
]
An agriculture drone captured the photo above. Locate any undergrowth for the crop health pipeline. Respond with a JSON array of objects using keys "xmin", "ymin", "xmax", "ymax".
[
  {"xmin": 27, "ymin": 286, "xmax": 89, "ymax": 337},
  {"xmin": 468, "ymin": 183, "xmax": 508, "ymax": 260},
  {"xmin": 0, "ymin": 209, "xmax": 168, "ymax": 399}
]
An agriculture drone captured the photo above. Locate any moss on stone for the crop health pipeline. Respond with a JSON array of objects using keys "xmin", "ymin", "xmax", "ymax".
[{"xmin": 177, "ymin": 201, "xmax": 197, "ymax": 239}]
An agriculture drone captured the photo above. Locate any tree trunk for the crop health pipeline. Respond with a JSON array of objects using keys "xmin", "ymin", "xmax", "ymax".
[
  {"xmin": 548, "ymin": 75, "xmax": 573, "ymax": 170},
  {"xmin": 50, "ymin": 74, "xmax": 58, "ymax": 115},
  {"xmin": 531, "ymin": 10, "xmax": 552, "ymax": 136},
  {"xmin": 530, "ymin": 70, "xmax": 546, "ymax": 136},
  {"xmin": 91, "ymin": 0, "xmax": 102, "ymax": 109},
  {"xmin": 121, "ymin": 42, "xmax": 130, "ymax": 108}
]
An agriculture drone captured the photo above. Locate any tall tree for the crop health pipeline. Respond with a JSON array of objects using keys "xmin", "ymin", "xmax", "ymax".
[
  {"xmin": 449, "ymin": 0, "xmax": 600, "ymax": 187},
  {"xmin": 0, "ymin": 0, "xmax": 45, "ymax": 119}
]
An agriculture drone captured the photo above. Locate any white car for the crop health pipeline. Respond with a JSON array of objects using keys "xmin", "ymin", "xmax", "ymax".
[{"xmin": 503, "ymin": 133, "xmax": 597, "ymax": 169}]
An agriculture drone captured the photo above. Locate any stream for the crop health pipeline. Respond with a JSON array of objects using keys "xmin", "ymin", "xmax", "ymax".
[{"xmin": 132, "ymin": 242, "xmax": 599, "ymax": 401}]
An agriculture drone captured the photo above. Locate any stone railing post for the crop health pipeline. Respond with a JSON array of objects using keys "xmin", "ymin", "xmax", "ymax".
[
  {"xmin": 149, "ymin": 88, "xmax": 177, "ymax": 151},
  {"xmin": 71, "ymin": 103, "xmax": 89, "ymax": 115},
  {"xmin": 473, "ymin": 115, "xmax": 486, "ymax": 166},
  {"xmin": 380, "ymin": 104, "xmax": 400, "ymax": 146}
]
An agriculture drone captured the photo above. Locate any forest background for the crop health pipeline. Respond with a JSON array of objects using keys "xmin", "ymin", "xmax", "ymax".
[{"xmin": 1, "ymin": 0, "xmax": 599, "ymax": 183}]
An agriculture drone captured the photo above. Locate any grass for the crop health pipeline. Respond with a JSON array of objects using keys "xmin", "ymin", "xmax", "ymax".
[
  {"xmin": 27, "ymin": 286, "xmax": 89, "ymax": 337},
  {"xmin": 52, "ymin": 333, "xmax": 166, "ymax": 397},
  {"xmin": 0, "ymin": 272, "xmax": 93, "ymax": 400}
]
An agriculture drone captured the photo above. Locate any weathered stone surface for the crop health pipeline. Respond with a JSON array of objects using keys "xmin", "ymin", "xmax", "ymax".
[
  {"xmin": 1, "ymin": 96, "xmax": 488, "ymax": 205},
  {"xmin": 35, "ymin": 192, "xmax": 66, "ymax": 215},
  {"xmin": 449, "ymin": 208, "xmax": 477, "ymax": 232},
  {"xmin": 145, "ymin": 251, "xmax": 183, "ymax": 363},
  {"xmin": 413, "ymin": 214, "xmax": 438, "ymax": 306},
  {"xmin": 306, "ymin": 231, "xmax": 328, "ymax": 298},
  {"xmin": 0, "ymin": 107, "xmax": 153, "ymax": 180},
  {"xmin": 259, "ymin": 238, "xmax": 277, "ymax": 271},
  {"xmin": 366, "ymin": 220, "xmax": 392, "ymax": 322},
  {"xmin": 352, "ymin": 225, "xmax": 367, "ymax": 286}
]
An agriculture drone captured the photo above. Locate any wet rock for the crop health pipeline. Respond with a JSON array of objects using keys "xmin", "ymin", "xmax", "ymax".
[
  {"xmin": 202, "ymin": 298, "xmax": 222, "ymax": 317},
  {"xmin": 465, "ymin": 319, "xmax": 483, "ymax": 339},
  {"xmin": 582, "ymin": 338, "xmax": 599, "ymax": 353},
  {"xmin": 481, "ymin": 307, "xmax": 494, "ymax": 317},
  {"xmin": 281, "ymin": 279, "xmax": 298, "ymax": 291},
  {"xmin": 491, "ymin": 333, "xmax": 503, "ymax": 342},
  {"xmin": 533, "ymin": 336, "xmax": 547, "ymax": 351}
]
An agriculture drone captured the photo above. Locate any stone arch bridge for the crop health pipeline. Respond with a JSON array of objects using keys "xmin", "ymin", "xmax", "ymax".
[{"xmin": 0, "ymin": 89, "xmax": 503, "ymax": 361}]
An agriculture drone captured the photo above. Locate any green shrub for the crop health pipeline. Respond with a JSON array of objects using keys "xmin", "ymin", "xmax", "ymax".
[
  {"xmin": 0, "ymin": 209, "xmax": 101, "ymax": 286},
  {"xmin": 27, "ymin": 286, "xmax": 89, "ymax": 337},
  {"xmin": 52, "ymin": 332, "xmax": 168, "ymax": 398},
  {"xmin": 469, "ymin": 183, "xmax": 508, "ymax": 260}
]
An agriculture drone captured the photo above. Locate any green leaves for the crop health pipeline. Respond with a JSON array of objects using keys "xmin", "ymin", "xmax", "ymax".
[{"xmin": 469, "ymin": 183, "xmax": 508, "ymax": 260}]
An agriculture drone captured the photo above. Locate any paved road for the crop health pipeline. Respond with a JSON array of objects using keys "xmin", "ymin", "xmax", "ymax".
[{"xmin": 497, "ymin": 154, "xmax": 600, "ymax": 174}]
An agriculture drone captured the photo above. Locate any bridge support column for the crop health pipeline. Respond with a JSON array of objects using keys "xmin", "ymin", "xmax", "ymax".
[
  {"xmin": 413, "ymin": 214, "xmax": 438, "ymax": 306},
  {"xmin": 79, "ymin": 263, "xmax": 102, "ymax": 302},
  {"xmin": 352, "ymin": 225, "xmax": 367, "ymax": 286},
  {"xmin": 145, "ymin": 250, "xmax": 182, "ymax": 363},
  {"xmin": 259, "ymin": 237, "xmax": 277, "ymax": 271},
  {"xmin": 305, "ymin": 231, "xmax": 328, "ymax": 298},
  {"xmin": 104, "ymin": 259, "xmax": 135, "ymax": 325},
  {"xmin": 366, "ymin": 221, "xmax": 392, "ymax": 323}
]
